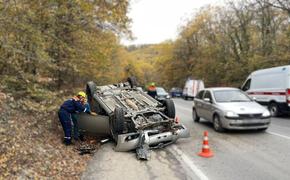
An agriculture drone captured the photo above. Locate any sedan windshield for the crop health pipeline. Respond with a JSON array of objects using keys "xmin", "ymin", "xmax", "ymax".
[{"xmin": 213, "ymin": 90, "xmax": 251, "ymax": 103}]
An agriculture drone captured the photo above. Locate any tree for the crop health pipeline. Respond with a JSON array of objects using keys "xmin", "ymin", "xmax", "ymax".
[{"xmin": 0, "ymin": 0, "xmax": 132, "ymax": 95}]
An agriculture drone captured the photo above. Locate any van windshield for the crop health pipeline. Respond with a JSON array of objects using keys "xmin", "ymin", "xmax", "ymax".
[{"xmin": 213, "ymin": 90, "xmax": 251, "ymax": 103}]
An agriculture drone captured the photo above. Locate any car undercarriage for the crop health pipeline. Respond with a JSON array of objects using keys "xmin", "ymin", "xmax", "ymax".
[{"xmin": 77, "ymin": 78, "xmax": 189, "ymax": 160}]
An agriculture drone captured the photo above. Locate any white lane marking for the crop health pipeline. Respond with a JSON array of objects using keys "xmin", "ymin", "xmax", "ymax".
[
  {"xmin": 170, "ymin": 145, "xmax": 209, "ymax": 180},
  {"xmin": 267, "ymin": 131, "xmax": 290, "ymax": 140}
]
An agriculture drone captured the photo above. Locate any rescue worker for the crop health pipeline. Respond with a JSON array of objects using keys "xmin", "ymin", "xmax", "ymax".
[
  {"xmin": 58, "ymin": 91, "xmax": 87, "ymax": 145},
  {"xmin": 147, "ymin": 82, "xmax": 157, "ymax": 99},
  {"xmin": 72, "ymin": 99, "xmax": 96, "ymax": 141}
]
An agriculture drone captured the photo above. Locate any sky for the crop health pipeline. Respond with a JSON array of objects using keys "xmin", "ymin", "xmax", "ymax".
[{"xmin": 121, "ymin": 0, "xmax": 221, "ymax": 45}]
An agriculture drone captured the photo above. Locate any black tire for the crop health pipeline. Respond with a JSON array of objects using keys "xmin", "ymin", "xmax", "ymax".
[
  {"xmin": 86, "ymin": 81, "xmax": 96, "ymax": 103},
  {"xmin": 127, "ymin": 76, "xmax": 137, "ymax": 88},
  {"xmin": 268, "ymin": 102, "xmax": 280, "ymax": 117},
  {"xmin": 163, "ymin": 99, "xmax": 175, "ymax": 118},
  {"xmin": 213, "ymin": 114, "xmax": 225, "ymax": 132},
  {"xmin": 86, "ymin": 81, "xmax": 105, "ymax": 114},
  {"xmin": 111, "ymin": 107, "xmax": 125, "ymax": 136},
  {"xmin": 192, "ymin": 108, "xmax": 200, "ymax": 122}
]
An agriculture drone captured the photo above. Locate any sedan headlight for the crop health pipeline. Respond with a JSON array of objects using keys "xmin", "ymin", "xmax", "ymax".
[
  {"xmin": 166, "ymin": 95, "xmax": 170, "ymax": 98},
  {"xmin": 225, "ymin": 111, "xmax": 239, "ymax": 118},
  {"xmin": 262, "ymin": 110, "xmax": 271, "ymax": 117}
]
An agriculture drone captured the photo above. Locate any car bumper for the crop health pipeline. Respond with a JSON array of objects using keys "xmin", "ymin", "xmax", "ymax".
[
  {"xmin": 115, "ymin": 124, "xmax": 190, "ymax": 152},
  {"xmin": 171, "ymin": 93, "xmax": 182, "ymax": 97},
  {"xmin": 221, "ymin": 117, "xmax": 271, "ymax": 130}
]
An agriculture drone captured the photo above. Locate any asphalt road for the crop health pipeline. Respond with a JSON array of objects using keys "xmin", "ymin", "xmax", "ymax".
[{"xmin": 82, "ymin": 98, "xmax": 290, "ymax": 180}]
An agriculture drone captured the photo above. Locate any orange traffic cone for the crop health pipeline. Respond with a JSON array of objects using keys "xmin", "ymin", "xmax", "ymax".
[
  {"xmin": 175, "ymin": 116, "xmax": 179, "ymax": 124},
  {"xmin": 198, "ymin": 131, "xmax": 214, "ymax": 158}
]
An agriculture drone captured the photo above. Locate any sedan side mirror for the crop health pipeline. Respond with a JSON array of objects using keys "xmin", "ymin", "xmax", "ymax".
[{"xmin": 203, "ymin": 98, "xmax": 211, "ymax": 103}]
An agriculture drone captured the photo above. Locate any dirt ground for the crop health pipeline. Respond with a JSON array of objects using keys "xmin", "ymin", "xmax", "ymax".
[{"xmin": 0, "ymin": 92, "xmax": 100, "ymax": 179}]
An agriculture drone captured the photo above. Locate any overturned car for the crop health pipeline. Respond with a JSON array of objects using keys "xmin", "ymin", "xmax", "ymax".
[{"xmin": 76, "ymin": 78, "xmax": 189, "ymax": 160}]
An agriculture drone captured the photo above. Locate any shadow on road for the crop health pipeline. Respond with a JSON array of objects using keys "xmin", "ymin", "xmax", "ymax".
[{"xmin": 196, "ymin": 120, "xmax": 268, "ymax": 135}]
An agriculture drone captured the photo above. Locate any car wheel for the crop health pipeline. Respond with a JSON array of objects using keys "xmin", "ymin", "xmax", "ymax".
[
  {"xmin": 86, "ymin": 81, "xmax": 96, "ymax": 103},
  {"xmin": 110, "ymin": 107, "xmax": 125, "ymax": 140},
  {"xmin": 86, "ymin": 81, "xmax": 106, "ymax": 114},
  {"xmin": 127, "ymin": 76, "xmax": 137, "ymax": 88},
  {"xmin": 192, "ymin": 108, "xmax": 200, "ymax": 122},
  {"xmin": 163, "ymin": 99, "xmax": 175, "ymax": 118},
  {"xmin": 268, "ymin": 102, "xmax": 280, "ymax": 117},
  {"xmin": 213, "ymin": 114, "xmax": 225, "ymax": 132}
]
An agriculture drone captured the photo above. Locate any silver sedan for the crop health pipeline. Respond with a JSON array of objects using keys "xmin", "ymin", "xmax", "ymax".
[{"xmin": 192, "ymin": 87, "xmax": 271, "ymax": 132}]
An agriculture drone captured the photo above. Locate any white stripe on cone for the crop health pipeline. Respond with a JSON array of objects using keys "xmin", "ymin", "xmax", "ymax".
[{"xmin": 203, "ymin": 145, "xmax": 209, "ymax": 149}]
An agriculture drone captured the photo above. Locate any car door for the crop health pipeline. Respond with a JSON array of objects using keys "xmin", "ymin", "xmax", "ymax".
[
  {"xmin": 194, "ymin": 90, "xmax": 205, "ymax": 117},
  {"xmin": 202, "ymin": 90, "xmax": 214, "ymax": 121}
]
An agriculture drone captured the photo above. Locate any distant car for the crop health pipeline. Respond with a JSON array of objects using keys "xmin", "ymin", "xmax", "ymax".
[
  {"xmin": 192, "ymin": 87, "xmax": 271, "ymax": 132},
  {"xmin": 170, "ymin": 87, "xmax": 183, "ymax": 98},
  {"xmin": 156, "ymin": 87, "xmax": 170, "ymax": 101}
]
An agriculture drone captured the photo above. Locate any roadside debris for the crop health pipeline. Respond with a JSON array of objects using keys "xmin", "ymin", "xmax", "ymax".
[
  {"xmin": 100, "ymin": 138, "xmax": 110, "ymax": 144},
  {"xmin": 76, "ymin": 144, "xmax": 97, "ymax": 155},
  {"xmin": 136, "ymin": 131, "xmax": 151, "ymax": 160},
  {"xmin": 75, "ymin": 136, "xmax": 100, "ymax": 155}
]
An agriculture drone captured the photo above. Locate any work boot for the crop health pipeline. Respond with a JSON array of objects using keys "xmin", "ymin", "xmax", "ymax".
[
  {"xmin": 79, "ymin": 134, "xmax": 84, "ymax": 141},
  {"xmin": 63, "ymin": 138, "xmax": 72, "ymax": 146}
]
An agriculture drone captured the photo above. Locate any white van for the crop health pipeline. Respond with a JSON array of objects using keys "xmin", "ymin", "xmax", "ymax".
[
  {"xmin": 183, "ymin": 79, "xmax": 205, "ymax": 100},
  {"xmin": 241, "ymin": 65, "xmax": 290, "ymax": 116}
]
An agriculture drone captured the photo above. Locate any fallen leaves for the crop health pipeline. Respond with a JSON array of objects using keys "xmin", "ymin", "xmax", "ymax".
[{"xmin": 0, "ymin": 93, "xmax": 100, "ymax": 179}]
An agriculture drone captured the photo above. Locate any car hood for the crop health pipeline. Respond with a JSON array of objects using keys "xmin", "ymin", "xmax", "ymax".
[{"xmin": 217, "ymin": 102, "xmax": 267, "ymax": 114}]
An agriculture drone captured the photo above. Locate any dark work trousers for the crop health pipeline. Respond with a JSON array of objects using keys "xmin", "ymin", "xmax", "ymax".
[
  {"xmin": 58, "ymin": 108, "xmax": 72, "ymax": 140},
  {"xmin": 71, "ymin": 114, "xmax": 79, "ymax": 140}
]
